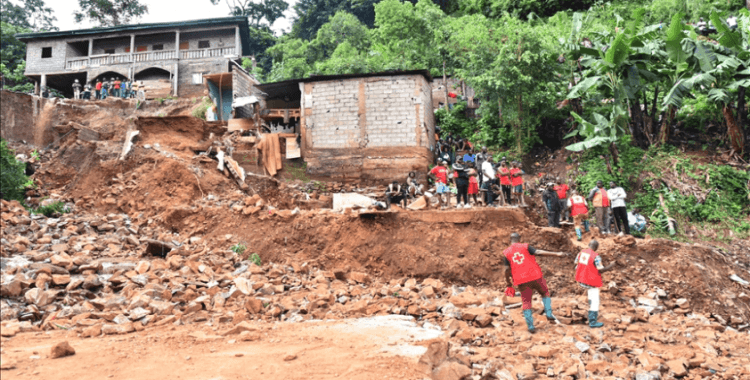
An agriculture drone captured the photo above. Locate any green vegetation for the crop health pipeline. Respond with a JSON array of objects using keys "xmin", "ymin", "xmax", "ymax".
[
  {"xmin": 0, "ymin": 138, "xmax": 29, "ymax": 202},
  {"xmin": 230, "ymin": 243, "xmax": 247, "ymax": 255},
  {"xmin": 31, "ymin": 200, "xmax": 68, "ymax": 217},
  {"xmin": 248, "ymin": 253, "xmax": 262, "ymax": 266},
  {"xmin": 574, "ymin": 139, "xmax": 750, "ymax": 238},
  {"xmin": 192, "ymin": 97, "xmax": 214, "ymax": 120},
  {"xmin": 285, "ymin": 162, "xmax": 311, "ymax": 182}
]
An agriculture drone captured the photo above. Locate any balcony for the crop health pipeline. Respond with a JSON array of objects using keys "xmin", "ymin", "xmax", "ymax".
[{"xmin": 64, "ymin": 46, "xmax": 238, "ymax": 71}]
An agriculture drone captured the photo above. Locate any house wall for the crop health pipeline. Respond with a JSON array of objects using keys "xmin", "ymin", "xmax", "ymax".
[
  {"xmin": 0, "ymin": 90, "xmax": 56, "ymax": 147},
  {"xmin": 302, "ymin": 74, "xmax": 435, "ymax": 182},
  {"xmin": 25, "ymin": 40, "xmax": 68, "ymax": 74},
  {"xmin": 232, "ymin": 67, "xmax": 263, "ymax": 119}
]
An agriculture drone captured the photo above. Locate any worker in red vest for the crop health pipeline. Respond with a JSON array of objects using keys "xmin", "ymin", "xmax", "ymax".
[
  {"xmin": 503, "ymin": 232, "xmax": 566, "ymax": 333},
  {"xmin": 567, "ymin": 189, "xmax": 590, "ymax": 241},
  {"xmin": 587, "ymin": 180, "xmax": 611, "ymax": 234},
  {"xmin": 574, "ymin": 240, "xmax": 615, "ymax": 328}
]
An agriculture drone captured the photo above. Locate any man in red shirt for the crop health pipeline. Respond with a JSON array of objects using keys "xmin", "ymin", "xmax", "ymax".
[
  {"xmin": 554, "ymin": 178, "xmax": 569, "ymax": 223},
  {"xmin": 503, "ymin": 232, "xmax": 566, "ymax": 333},
  {"xmin": 497, "ymin": 160, "xmax": 512, "ymax": 206},
  {"xmin": 429, "ymin": 161, "xmax": 450, "ymax": 209},
  {"xmin": 510, "ymin": 162, "xmax": 527, "ymax": 207},
  {"xmin": 567, "ymin": 189, "xmax": 590, "ymax": 241},
  {"xmin": 574, "ymin": 240, "xmax": 615, "ymax": 328}
]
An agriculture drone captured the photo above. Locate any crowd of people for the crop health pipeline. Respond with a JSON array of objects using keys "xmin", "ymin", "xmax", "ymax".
[
  {"xmin": 540, "ymin": 178, "xmax": 632, "ymax": 238},
  {"xmin": 67, "ymin": 77, "xmax": 144, "ymax": 100}
]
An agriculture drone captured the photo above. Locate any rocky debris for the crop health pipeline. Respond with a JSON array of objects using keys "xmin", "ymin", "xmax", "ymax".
[{"xmin": 49, "ymin": 341, "xmax": 76, "ymax": 358}]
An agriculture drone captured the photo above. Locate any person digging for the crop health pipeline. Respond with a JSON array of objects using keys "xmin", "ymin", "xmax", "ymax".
[
  {"xmin": 574, "ymin": 239, "xmax": 615, "ymax": 328},
  {"xmin": 503, "ymin": 232, "xmax": 566, "ymax": 333}
]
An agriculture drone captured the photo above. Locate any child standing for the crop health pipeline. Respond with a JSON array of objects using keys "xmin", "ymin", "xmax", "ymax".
[
  {"xmin": 574, "ymin": 240, "xmax": 615, "ymax": 328},
  {"xmin": 468, "ymin": 167, "xmax": 479, "ymax": 207}
]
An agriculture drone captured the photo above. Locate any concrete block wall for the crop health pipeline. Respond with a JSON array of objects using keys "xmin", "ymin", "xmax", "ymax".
[
  {"xmin": 309, "ymin": 80, "xmax": 360, "ymax": 148},
  {"xmin": 365, "ymin": 77, "xmax": 418, "ymax": 147},
  {"xmin": 25, "ymin": 40, "xmax": 68, "ymax": 74},
  {"xmin": 421, "ymin": 77, "xmax": 436, "ymax": 150}
]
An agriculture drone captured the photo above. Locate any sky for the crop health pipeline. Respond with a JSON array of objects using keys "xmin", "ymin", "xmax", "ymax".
[{"xmin": 12, "ymin": 0, "xmax": 300, "ymax": 36}]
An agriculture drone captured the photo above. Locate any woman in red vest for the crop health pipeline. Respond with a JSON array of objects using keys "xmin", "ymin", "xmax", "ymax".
[
  {"xmin": 503, "ymin": 232, "xmax": 566, "ymax": 333},
  {"xmin": 510, "ymin": 161, "xmax": 527, "ymax": 207},
  {"xmin": 497, "ymin": 160, "xmax": 512, "ymax": 206},
  {"xmin": 574, "ymin": 240, "xmax": 615, "ymax": 328}
]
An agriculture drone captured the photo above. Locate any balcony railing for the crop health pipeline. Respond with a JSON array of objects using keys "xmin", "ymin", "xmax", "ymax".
[
  {"xmin": 180, "ymin": 47, "xmax": 237, "ymax": 59},
  {"xmin": 64, "ymin": 46, "xmax": 238, "ymax": 70}
]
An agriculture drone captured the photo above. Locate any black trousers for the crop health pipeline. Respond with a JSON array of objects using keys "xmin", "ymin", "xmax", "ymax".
[
  {"xmin": 501, "ymin": 185, "xmax": 511, "ymax": 204},
  {"xmin": 481, "ymin": 181, "xmax": 495, "ymax": 205},
  {"xmin": 457, "ymin": 183, "xmax": 469, "ymax": 205},
  {"xmin": 612, "ymin": 206, "xmax": 630, "ymax": 234},
  {"xmin": 547, "ymin": 211, "xmax": 560, "ymax": 228}
]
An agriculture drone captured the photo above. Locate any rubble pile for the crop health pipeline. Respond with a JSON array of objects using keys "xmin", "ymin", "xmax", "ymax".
[{"xmin": 3, "ymin": 196, "xmax": 750, "ymax": 378}]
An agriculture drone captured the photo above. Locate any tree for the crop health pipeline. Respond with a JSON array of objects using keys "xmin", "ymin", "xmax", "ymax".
[
  {"xmin": 209, "ymin": 0, "xmax": 289, "ymax": 27},
  {"xmin": 0, "ymin": 0, "xmax": 58, "ymax": 31},
  {"xmin": 0, "ymin": 138, "xmax": 30, "ymax": 202},
  {"xmin": 74, "ymin": 0, "xmax": 148, "ymax": 27}
]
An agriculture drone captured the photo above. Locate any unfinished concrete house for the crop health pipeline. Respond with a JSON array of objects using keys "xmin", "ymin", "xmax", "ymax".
[
  {"xmin": 250, "ymin": 70, "xmax": 436, "ymax": 182},
  {"xmin": 15, "ymin": 16, "xmax": 252, "ymax": 98}
]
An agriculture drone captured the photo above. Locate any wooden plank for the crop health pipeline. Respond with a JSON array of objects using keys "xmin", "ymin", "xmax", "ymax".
[
  {"xmin": 286, "ymin": 134, "xmax": 300, "ymax": 159},
  {"xmin": 273, "ymin": 134, "xmax": 282, "ymax": 170},
  {"xmin": 228, "ymin": 118, "xmax": 254, "ymax": 131}
]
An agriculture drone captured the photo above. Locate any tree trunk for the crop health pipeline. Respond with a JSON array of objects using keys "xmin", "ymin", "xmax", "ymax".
[
  {"xmin": 658, "ymin": 105, "xmax": 674, "ymax": 146},
  {"xmin": 516, "ymin": 93, "xmax": 523, "ymax": 152},
  {"xmin": 630, "ymin": 95, "xmax": 646, "ymax": 148},
  {"xmin": 737, "ymin": 86, "xmax": 746, "ymax": 130},
  {"xmin": 724, "ymin": 105, "xmax": 745, "ymax": 155},
  {"xmin": 442, "ymin": 60, "xmax": 449, "ymax": 111},
  {"xmin": 650, "ymin": 87, "xmax": 660, "ymax": 143},
  {"xmin": 609, "ymin": 142, "xmax": 619, "ymax": 166}
]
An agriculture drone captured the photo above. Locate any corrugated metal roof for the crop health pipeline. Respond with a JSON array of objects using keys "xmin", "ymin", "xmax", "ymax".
[{"xmin": 15, "ymin": 16, "xmax": 252, "ymax": 56}]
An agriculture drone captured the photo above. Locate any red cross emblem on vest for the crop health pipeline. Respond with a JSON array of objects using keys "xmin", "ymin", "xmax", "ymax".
[{"xmin": 512, "ymin": 252, "xmax": 525, "ymax": 264}]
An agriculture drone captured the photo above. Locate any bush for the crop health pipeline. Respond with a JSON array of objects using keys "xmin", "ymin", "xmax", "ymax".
[
  {"xmin": 248, "ymin": 253, "xmax": 261, "ymax": 266},
  {"xmin": 230, "ymin": 243, "xmax": 247, "ymax": 255},
  {"xmin": 31, "ymin": 201, "xmax": 68, "ymax": 217},
  {"xmin": 0, "ymin": 138, "xmax": 29, "ymax": 202},
  {"xmin": 192, "ymin": 97, "xmax": 214, "ymax": 120}
]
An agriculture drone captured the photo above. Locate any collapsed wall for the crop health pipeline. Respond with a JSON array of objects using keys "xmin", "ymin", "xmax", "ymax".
[{"xmin": 0, "ymin": 91, "xmax": 54, "ymax": 147}]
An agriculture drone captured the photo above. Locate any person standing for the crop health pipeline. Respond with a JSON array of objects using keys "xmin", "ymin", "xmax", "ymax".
[
  {"xmin": 502, "ymin": 232, "xmax": 566, "ymax": 333},
  {"xmin": 574, "ymin": 240, "xmax": 615, "ymax": 328},
  {"xmin": 568, "ymin": 189, "xmax": 591, "ymax": 241},
  {"xmin": 608, "ymin": 181, "xmax": 629, "ymax": 235},
  {"xmin": 101, "ymin": 78, "xmax": 110, "ymax": 99},
  {"xmin": 475, "ymin": 146, "xmax": 488, "ymax": 188},
  {"xmin": 497, "ymin": 160, "xmax": 512, "ymax": 206},
  {"xmin": 468, "ymin": 167, "xmax": 479, "ymax": 206},
  {"xmin": 95, "ymin": 80, "xmax": 102, "ymax": 100},
  {"xmin": 481, "ymin": 154, "xmax": 496, "ymax": 207},
  {"xmin": 453, "ymin": 160, "xmax": 470, "ymax": 209},
  {"xmin": 510, "ymin": 161, "xmax": 527, "ymax": 207},
  {"xmin": 82, "ymin": 83, "xmax": 92, "ymax": 100},
  {"xmin": 72, "ymin": 79, "xmax": 82, "ymax": 99},
  {"xmin": 542, "ymin": 183, "xmax": 561, "ymax": 227},
  {"xmin": 113, "ymin": 77, "xmax": 121, "ymax": 97},
  {"xmin": 554, "ymin": 178, "xmax": 570, "ymax": 223},
  {"xmin": 587, "ymin": 180, "xmax": 611, "ymax": 234},
  {"xmin": 429, "ymin": 161, "xmax": 450, "ymax": 209}
]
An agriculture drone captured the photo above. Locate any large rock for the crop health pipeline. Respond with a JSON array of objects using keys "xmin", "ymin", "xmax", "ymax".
[
  {"xmin": 50, "ymin": 341, "xmax": 76, "ymax": 359},
  {"xmin": 432, "ymin": 361, "xmax": 472, "ymax": 380}
]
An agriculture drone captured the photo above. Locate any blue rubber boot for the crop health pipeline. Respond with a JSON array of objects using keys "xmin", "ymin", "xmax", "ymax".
[
  {"xmin": 575, "ymin": 228, "xmax": 582, "ymax": 241},
  {"xmin": 583, "ymin": 220, "xmax": 590, "ymax": 232},
  {"xmin": 522, "ymin": 309, "xmax": 536, "ymax": 333},
  {"xmin": 542, "ymin": 297, "xmax": 556, "ymax": 320},
  {"xmin": 588, "ymin": 311, "xmax": 604, "ymax": 328}
]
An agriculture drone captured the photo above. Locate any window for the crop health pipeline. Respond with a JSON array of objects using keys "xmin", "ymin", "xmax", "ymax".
[
  {"xmin": 104, "ymin": 49, "xmax": 115, "ymax": 54},
  {"xmin": 179, "ymin": 42, "xmax": 189, "ymax": 50},
  {"xmin": 152, "ymin": 44, "xmax": 163, "ymax": 51},
  {"xmin": 136, "ymin": 46, "xmax": 148, "ymax": 52},
  {"xmin": 198, "ymin": 40, "xmax": 210, "ymax": 49},
  {"xmin": 125, "ymin": 47, "xmax": 130, "ymax": 53},
  {"xmin": 41, "ymin": 47, "xmax": 52, "ymax": 58},
  {"xmin": 192, "ymin": 73, "xmax": 203, "ymax": 84}
]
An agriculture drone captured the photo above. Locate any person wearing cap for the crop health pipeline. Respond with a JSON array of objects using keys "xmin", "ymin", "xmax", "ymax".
[
  {"xmin": 542, "ymin": 182, "xmax": 562, "ymax": 227},
  {"xmin": 453, "ymin": 159, "xmax": 470, "ymax": 209},
  {"xmin": 72, "ymin": 79, "xmax": 82, "ymax": 99},
  {"xmin": 429, "ymin": 160, "xmax": 450, "ymax": 209}
]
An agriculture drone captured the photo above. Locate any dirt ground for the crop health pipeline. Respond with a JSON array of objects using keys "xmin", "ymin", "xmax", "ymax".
[{"xmin": 0, "ymin": 317, "xmax": 431, "ymax": 380}]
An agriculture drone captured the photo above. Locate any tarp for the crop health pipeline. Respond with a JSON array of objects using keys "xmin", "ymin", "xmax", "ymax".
[
  {"xmin": 232, "ymin": 96, "xmax": 258, "ymax": 108},
  {"xmin": 257, "ymin": 134, "xmax": 282, "ymax": 176}
]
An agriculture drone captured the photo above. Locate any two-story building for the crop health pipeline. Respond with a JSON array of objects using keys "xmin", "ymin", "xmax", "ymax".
[{"xmin": 16, "ymin": 16, "xmax": 252, "ymax": 98}]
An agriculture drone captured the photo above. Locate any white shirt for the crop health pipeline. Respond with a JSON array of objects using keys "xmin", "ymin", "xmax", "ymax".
[
  {"xmin": 482, "ymin": 161, "xmax": 496, "ymax": 182},
  {"xmin": 607, "ymin": 187, "xmax": 627, "ymax": 208}
]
